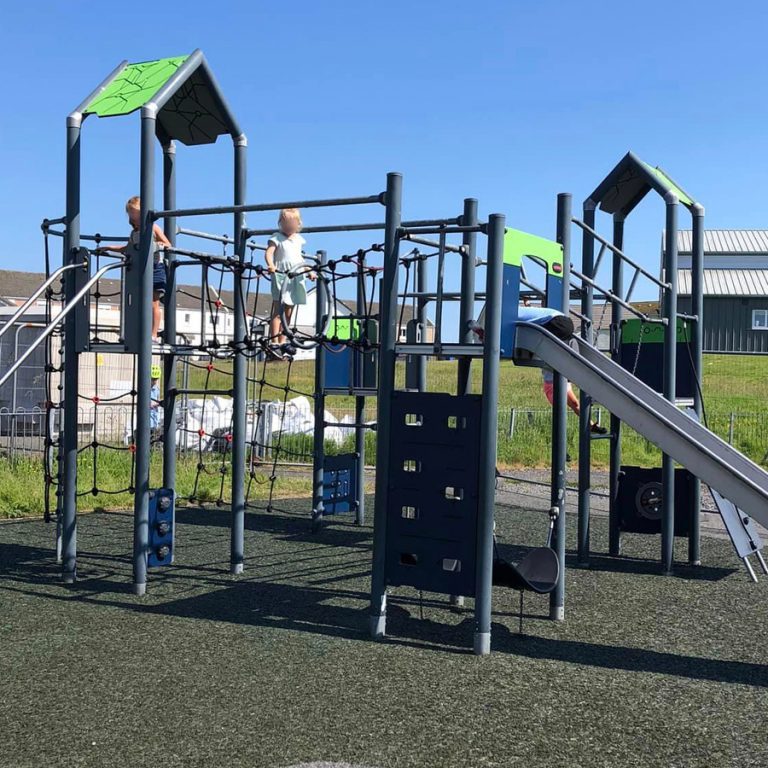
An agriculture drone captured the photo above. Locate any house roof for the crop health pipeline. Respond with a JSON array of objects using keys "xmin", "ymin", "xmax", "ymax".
[
  {"xmin": 676, "ymin": 230, "xmax": 768, "ymax": 255},
  {"xmin": 0, "ymin": 270, "xmax": 274, "ymax": 316},
  {"xmin": 678, "ymin": 269, "xmax": 768, "ymax": 296}
]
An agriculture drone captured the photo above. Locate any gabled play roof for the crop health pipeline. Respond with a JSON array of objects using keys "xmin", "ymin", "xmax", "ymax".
[
  {"xmin": 588, "ymin": 151, "xmax": 697, "ymax": 216},
  {"xmin": 79, "ymin": 50, "xmax": 241, "ymax": 146}
]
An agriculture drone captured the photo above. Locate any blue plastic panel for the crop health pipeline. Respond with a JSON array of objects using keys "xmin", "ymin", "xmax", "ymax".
[
  {"xmin": 500, "ymin": 263, "xmax": 522, "ymax": 359},
  {"xmin": 148, "ymin": 487, "xmax": 175, "ymax": 567},
  {"xmin": 385, "ymin": 391, "xmax": 482, "ymax": 596},
  {"xmin": 323, "ymin": 453, "xmax": 359, "ymax": 516}
]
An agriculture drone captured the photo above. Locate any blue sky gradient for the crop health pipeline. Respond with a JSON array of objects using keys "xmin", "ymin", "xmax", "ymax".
[{"xmin": 1, "ymin": 0, "xmax": 766, "ymax": 307}]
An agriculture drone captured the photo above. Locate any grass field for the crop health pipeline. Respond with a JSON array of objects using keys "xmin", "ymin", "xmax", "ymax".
[
  {"xmin": 1, "ymin": 495, "xmax": 767, "ymax": 768},
  {"xmin": 0, "ymin": 352, "xmax": 766, "ymax": 519}
]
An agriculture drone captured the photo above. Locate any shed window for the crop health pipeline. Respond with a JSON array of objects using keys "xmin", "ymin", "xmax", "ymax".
[{"xmin": 752, "ymin": 309, "xmax": 768, "ymax": 330}]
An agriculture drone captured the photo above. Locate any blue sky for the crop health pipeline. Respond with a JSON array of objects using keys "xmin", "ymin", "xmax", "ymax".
[{"xmin": 1, "ymin": 0, "xmax": 766, "ymax": 312}]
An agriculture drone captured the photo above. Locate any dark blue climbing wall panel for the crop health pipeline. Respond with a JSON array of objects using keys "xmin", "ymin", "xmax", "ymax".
[
  {"xmin": 323, "ymin": 453, "xmax": 359, "ymax": 516},
  {"xmin": 385, "ymin": 391, "xmax": 482, "ymax": 597},
  {"xmin": 148, "ymin": 488, "xmax": 175, "ymax": 568}
]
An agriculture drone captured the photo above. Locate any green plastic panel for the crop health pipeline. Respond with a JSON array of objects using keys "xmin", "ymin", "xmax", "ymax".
[
  {"xmin": 622, "ymin": 318, "xmax": 692, "ymax": 344},
  {"xmin": 328, "ymin": 318, "xmax": 358, "ymax": 341},
  {"xmin": 503, "ymin": 228, "xmax": 563, "ymax": 276},
  {"xmin": 642, "ymin": 163, "xmax": 694, "ymax": 208},
  {"xmin": 84, "ymin": 56, "xmax": 189, "ymax": 117}
]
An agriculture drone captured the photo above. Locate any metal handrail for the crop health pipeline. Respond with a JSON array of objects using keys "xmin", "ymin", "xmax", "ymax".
[
  {"xmin": 0, "ymin": 263, "xmax": 84, "ymax": 342},
  {"xmin": 0, "ymin": 262, "xmax": 125, "ymax": 390},
  {"xmin": 571, "ymin": 217, "xmax": 669, "ymax": 291}
]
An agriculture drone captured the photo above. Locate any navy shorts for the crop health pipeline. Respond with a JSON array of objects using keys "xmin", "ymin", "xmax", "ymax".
[{"xmin": 153, "ymin": 261, "xmax": 167, "ymax": 297}]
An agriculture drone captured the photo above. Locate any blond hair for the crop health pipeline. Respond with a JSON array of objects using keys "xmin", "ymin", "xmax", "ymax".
[
  {"xmin": 125, "ymin": 196, "xmax": 141, "ymax": 212},
  {"xmin": 279, "ymin": 208, "xmax": 302, "ymax": 230}
]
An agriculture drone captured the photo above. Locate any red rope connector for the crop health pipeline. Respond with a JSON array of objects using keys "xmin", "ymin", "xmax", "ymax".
[
  {"xmin": 215, "ymin": 299, "xmax": 222, "ymax": 308},
  {"xmin": 92, "ymin": 396, "xmax": 100, "ymax": 404},
  {"xmin": 198, "ymin": 428, "xmax": 206, "ymax": 437},
  {"xmin": 207, "ymin": 364, "xmax": 214, "ymax": 372},
  {"xmin": 128, "ymin": 443, "xmax": 136, "ymax": 453},
  {"xmin": 225, "ymin": 433, "xmax": 233, "ymax": 443}
]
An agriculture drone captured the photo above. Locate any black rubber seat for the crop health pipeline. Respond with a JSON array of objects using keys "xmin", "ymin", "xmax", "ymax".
[{"xmin": 492, "ymin": 547, "xmax": 559, "ymax": 594}]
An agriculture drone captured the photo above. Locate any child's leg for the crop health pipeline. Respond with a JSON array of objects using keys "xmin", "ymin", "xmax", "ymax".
[
  {"xmin": 283, "ymin": 305, "xmax": 294, "ymax": 344},
  {"xmin": 566, "ymin": 383, "xmax": 581, "ymax": 416},
  {"xmin": 269, "ymin": 301, "xmax": 282, "ymax": 344},
  {"xmin": 152, "ymin": 291, "xmax": 161, "ymax": 340}
]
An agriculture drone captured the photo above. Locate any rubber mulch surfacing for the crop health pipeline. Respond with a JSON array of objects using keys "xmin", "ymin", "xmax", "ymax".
[{"xmin": 1, "ymin": 498, "xmax": 767, "ymax": 768}]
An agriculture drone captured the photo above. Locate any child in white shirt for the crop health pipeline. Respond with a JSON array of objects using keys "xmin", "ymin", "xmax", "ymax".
[{"xmin": 265, "ymin": 208, "xmax": 314, "ymax": 357}]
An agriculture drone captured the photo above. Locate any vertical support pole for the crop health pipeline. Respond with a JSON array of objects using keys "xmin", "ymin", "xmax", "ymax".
[
  {"xmin": 230, "ymin": 134, "xmax": 248, "ymax": 574},
  {"xmin": 415, "ymin": 255, "xmax": 428, "ymax": 391},
  {"xmin": 132, "ymin": 109, "xmax": 156, "ymax": 596},
  {"xmin": 162, "ymin": 142, "xmax": 177, "ymax": 496},
  {"xmin": 354, "ymin": 254, "xmax": 366, "ymax": 525},
  {"xmin": 312, "ymin": 250, "xmax": 328, "ymax": 530},
  {"xmin": 457, "ymin": 198, "xmax": 478, "ymax": 395},
  {"xmin": 451, "ymin": 198, "xmax": 478, "ymax": 612},
  {"xmin": 369, "ymin": 172, "xmax": 402, "ymax": 639},
  {"xmin": 473, "ymin": 212, "xmax": 505, "ymax": 655},
  {"xmin": 549, "ymin": 193, "xmax": 571, "ymax": 621},
  {"xmin": 61, "ymin": 113, "xmax": 81, "ymax": 584},
  {"xmin": 608, "ymin": 214, "xmax": 625, "ymax": 557},
  {"xmin": 689, "ymin": 203, "xmax": 705, "ymax": 565},
  {"xmin": 661, "ymin": 193, "xmax": 679, "ymax": 576},
  {"xmin": 577, "ymin": 200, "xmax": 596, "ymax": 565}
]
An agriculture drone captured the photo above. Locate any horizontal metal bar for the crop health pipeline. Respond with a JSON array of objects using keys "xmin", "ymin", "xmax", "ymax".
[
  {"xmin": 323, "ymin": 421, "xmax": 377, "ymax": 430},
  {"xmin": 154, "ymin": 194, "xmax": 384, "ymax": 221},
  {"xmin": 173, "ymin": 388, "xmax": 234, "ymax": 397},
  {"xmin": 677, "ymin": 312, "xmax": 698, "ymax": 322},
  {"xmin": 398, "ymin": 291, "xmax": 487, "ymax": 301},
  {"xmin": 400, "ymin": 233, "xmax": 467, "ymax": 254},
  {"xmin": 399, "ymin": 225, "xmax": 484, "ymax": 236},
  {"xmin": 41, "ymin": 216, "xmax": 67, "ymax": 228},
  {"xmin": 245, "ymin": 217, "xmax": 459, "ymax": 238},
  {"xmin": 395, "ymin": 342, "xmax": 484, "ymax": 358},
  {"xmin": 176, "ymin": 226, "xmax": 266, "ymax": 251}
]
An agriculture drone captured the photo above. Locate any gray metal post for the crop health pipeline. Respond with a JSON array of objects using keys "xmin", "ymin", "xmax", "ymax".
[
  {"xmin": 230, "ymin": 135, "xmax": 248, "ymax": 574},
  {"xmin": 661, "ymin": 193, "xmax": 679, "ymax": 575},
  {"xmin": 355, "ymin": 255, "xmax": 366, "ymax": 526},
  {"xmin": 473, "ymin": 212, "xmax": 505, "ymax": 656},
  {"xmin": 61, "ymin": 114, "xmax": 81, "ymax": 584},
  {"xmin": 577, "ymin": 200, "xmax": 596, "ymax": 565},
  {"xmin": 132, "ymin": 110, "xmax": 156, "ymax": 596},
  {"xmin": 311, "ymin": 251, "xmax": 328, "ymax": 529},
  {"xmin": 608, "ymin": 215, "xmax": 625, "ymax": 556},
  {"xmin": 369, "ymin": 172, "xmax": 403, "ymax": 639},
  {"xmin": 689, "ymin": 203, "xmax": 705, "ymax": 565},
  {"xmin": 415, "ymin": 254, "xmax": 428, "ymax": 391},
  {"xmin": 162, "ymin": 142, "xmax": 177, "ymax": 494},
  {"xmin": 550, "ymin": 193, "xmax": 571, "ymax": 621},
  {"xmin": 457, "ymin": 198, "xmax": 478, "ymax": 395}
]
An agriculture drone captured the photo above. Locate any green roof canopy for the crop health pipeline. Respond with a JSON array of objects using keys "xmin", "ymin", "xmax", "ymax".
[
  {"xmin": 78, "ymin": 51, "xmax": 241, "ymax": 146},
  {"xmin": 588, "ymin": 152, "xmax": 697, "ymax": 216},
  {"xmin": 84, "ymin": 56, "xmax": 189, "ymax": 117}
]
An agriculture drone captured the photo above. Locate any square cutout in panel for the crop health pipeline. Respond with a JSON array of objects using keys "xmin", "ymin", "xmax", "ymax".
[
  {"xmin": 403, "ymin": 459, "xmax": 421, "ymax": 473},
  {"xmin": 401, "ymin": 505, "xmax": 419, "ymax": 519},
  {"xmin": 405, "ymin": 413, "xmax": 423, "ymax": 427},
  {"xmin": 445, "ymin": 486, "xmax": 464, "ymax": 501},
  {"xmin": 400, "ymin": 552, "xmax": 419, "ymax": 566},
  {"xmin": 447, "ymin": 415, "xmax": 467, "ymax": 430},
  {"xmin": 442, "ymin": 558, "xmax": 461, "ymax": 572}
]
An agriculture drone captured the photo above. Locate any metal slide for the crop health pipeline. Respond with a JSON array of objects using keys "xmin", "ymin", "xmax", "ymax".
[{"xmin": 514, "ymin": 322, "xmax": 768, "ymax": 530}]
